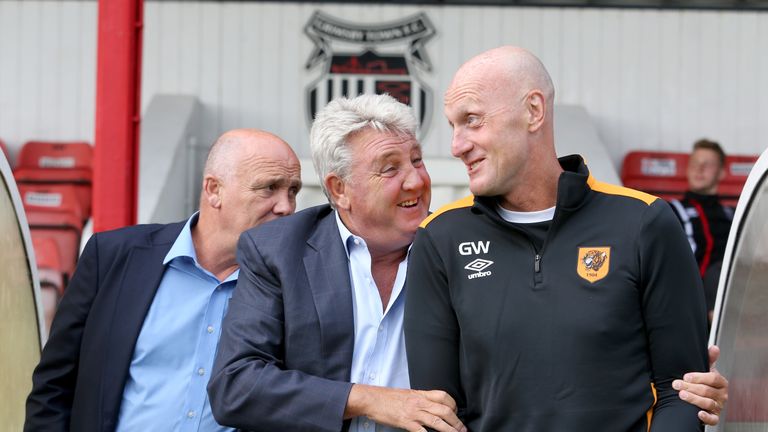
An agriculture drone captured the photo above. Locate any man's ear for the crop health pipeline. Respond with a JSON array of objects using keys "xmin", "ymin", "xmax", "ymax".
[
  {"xmin": 325, "ymin": 174, "xmax": 350, "ymax": 210},
  {"xmin": 717, "ymin": 166, "xmax": 726, "ymax": 183},
  {"xmin": 526, "ymin": 90, "xmax": 547, "ymax": 133},
  {"xmin": 203, "ymin": 175, "xmax": 223, "ymax": 209}
]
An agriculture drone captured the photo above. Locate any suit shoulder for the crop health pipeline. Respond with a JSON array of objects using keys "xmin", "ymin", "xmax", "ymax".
[
  {"xmin": 91, "ymin": 221, "xmax": 184, "ymax": 250},
  {"xmin": 243, "ymin": 204, "xmax": 332, "ymax": 241}
]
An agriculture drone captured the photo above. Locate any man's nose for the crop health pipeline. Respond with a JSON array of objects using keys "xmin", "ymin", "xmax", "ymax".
[
  {"xmin": 273, "ymin": 191, "xmax": 296, "ymax": 216},
  {"xmin": 451, "ymin": 129, "xmax": 471, "ymax": 158}
]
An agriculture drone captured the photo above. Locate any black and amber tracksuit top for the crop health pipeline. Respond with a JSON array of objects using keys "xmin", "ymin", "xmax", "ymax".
[{"xmin": 404, "ymin": 155, "xmax": 708, "ymax": 432}]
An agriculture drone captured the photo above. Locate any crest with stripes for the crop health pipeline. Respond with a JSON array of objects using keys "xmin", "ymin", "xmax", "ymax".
[{"xmin": 304, "ymin": 11, "xmax": 436, "ymax": 139}]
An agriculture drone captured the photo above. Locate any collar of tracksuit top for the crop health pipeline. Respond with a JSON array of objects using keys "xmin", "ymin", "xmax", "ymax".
[{"xmin": 469, "ymin": 154, "xmax": 602, "ymax": 226}]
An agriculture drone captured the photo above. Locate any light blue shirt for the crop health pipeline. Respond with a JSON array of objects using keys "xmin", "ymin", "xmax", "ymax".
[
  {"xmin": 116, "ymin": 214, "xmax": 237, "ymax": 432},
  {"xmin": 336, "ymin": 212, "xmax": 410, "ymax": 432}
]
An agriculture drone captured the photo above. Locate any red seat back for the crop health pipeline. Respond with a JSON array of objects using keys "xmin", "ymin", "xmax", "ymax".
[
  {"xmin": 13, "ymin": 141, "xmax": 93, "ymax": 218},
  {"xmin": 32, "ymin": 237, "xmax": 65, "ymax": 294},
  {"xmin": 19, "ymin": 183, "xmax": 84, "ymax": 280},
  {"xmin": 720, "ymin": 155, "xmax": 758, "ymax": 207},
  {"xmin": 621, "ymin": 151, "xmax": 689, "ymax": 201},
  {"xmin": 15, "ymin": 141, "xmax": 93, "ymax": 174},
  {"xmin": 30, "ymin": 230, "xmax": 80, "ymax": 284},
  {"xmin": 19, "ymin": 183, "xmax": 84, "ymax": 229},
  {"xmin": 621, "ymin": 151, "xmax": 758, "ymax": 206}
]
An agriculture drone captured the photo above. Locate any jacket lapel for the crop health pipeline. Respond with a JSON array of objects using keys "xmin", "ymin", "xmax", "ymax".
[
  {"xmin": 303, "ymin": 211, "xmax": 355, "ymax": 382},
  {"xmin": 100, "ymin": 222, "xmax": 184, "ymax": 429}
]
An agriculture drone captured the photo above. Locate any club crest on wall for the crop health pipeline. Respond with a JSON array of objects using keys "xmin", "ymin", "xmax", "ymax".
[{"xmin": 304, "ymin": 11, "xmax": 436, "ymax": 139}]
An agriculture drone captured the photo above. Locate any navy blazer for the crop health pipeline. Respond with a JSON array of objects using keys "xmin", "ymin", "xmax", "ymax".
[
  {"xmin": 25, "ymin": 221, "xmax": 185, "ymax": 432},
  {"xmin": 208, "ymin": 204, "xmax": 355, "ymax": 432}
]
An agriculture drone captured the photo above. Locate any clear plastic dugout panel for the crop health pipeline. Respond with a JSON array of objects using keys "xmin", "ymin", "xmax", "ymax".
[
  {"xmin": 0, "ymin": 152, "xmax": 43, "ymax": 430},
  {"xmin": 709, "ymin": 148, "xmax": 768, "ymax": 432}
]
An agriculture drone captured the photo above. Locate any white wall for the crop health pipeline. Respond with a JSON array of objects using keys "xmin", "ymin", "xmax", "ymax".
[
  {"xmin": 1, "ymin": 1, "xmax": 767, "ymax": 169},
  {"xmin": 0, "ymin": 1, "xmax": 96, "ymax": 161}
]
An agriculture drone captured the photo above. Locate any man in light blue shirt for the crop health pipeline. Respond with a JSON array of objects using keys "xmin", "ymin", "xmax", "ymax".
[
  {"xmin": 25, "ymin": 129, "xmax": 302, "ymax": 431},
  {"xmin": 337, "ymin": 212, "xmax": 411, "ymax": 432},
  {"xmin": 115, "ymin": 212, "xmax": 238, "ymax": 432}
]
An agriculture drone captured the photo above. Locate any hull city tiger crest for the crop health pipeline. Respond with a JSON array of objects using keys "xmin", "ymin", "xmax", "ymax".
[
  {"xmin": 577, "ymin": 247, "xmax": 611, "ymax": 283},
  {"xmin": 303, "ymin": 11, "xmax": 436, "ymax": 138}
]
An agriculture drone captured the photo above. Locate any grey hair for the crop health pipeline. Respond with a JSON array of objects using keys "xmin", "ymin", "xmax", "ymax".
[{"xmin": 309, "ymin": 94, "xmax": 418, "ymax": 203}]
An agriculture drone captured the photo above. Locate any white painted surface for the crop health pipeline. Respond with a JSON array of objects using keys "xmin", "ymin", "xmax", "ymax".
[
  {"xmin": 0, "ymin": 1, "xmax": 96, "ymax": 162},
  {"xmin": 138, "ymin": 94, "xmax": 205, "ymax": 224},
  {"xmin": 1, "ymin": 1, "xmax": 767, "ymax": 169}
]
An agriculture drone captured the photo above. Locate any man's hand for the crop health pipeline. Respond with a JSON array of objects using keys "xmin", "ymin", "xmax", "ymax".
[
  {"xmin": 345, "ymin": 384, "xmax": 467, "ymax": 432},
  {"xmin": 673, "ymin": 345, "xmax": 729, "ymax": 425}
]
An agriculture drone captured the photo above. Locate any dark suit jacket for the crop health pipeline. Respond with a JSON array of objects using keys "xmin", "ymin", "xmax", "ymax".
[
  {"xmin": 208, "ymin": 204, "xmax": 355, "ymax": 432},
  {"xmin": 25, "ymin": 221, "xmax": 186, "ymax": 432}
]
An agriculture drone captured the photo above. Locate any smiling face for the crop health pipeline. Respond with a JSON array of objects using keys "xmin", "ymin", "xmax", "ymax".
[
  {"xmin": 329, "ymin": 128, "xmax": 431, "ymax": 254},
  {"xmin": 444, "ymin": 65, "xmax": 532, "ymax": 198}
]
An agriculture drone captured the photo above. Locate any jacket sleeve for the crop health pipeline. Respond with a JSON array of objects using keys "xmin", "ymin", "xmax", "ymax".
[
  {"xmin": 207, "ymin": 231, "xmax": 353, "ymax": 432},
  {"xmin": 640, "ymin": 200, "xmax": 708, "ymax": 432},
  {"xmin": 24, "ymin": 234, "xmax": 101, "ymax": 432},
  {"xmin": 404, "ymin": 228, "xmax": 465, "ymax": 420}
]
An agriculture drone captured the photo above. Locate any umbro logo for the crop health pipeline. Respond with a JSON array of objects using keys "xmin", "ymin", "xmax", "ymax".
[{"xmin": 465, "ymin": 258, "xmax": 493, "ymax": 280}]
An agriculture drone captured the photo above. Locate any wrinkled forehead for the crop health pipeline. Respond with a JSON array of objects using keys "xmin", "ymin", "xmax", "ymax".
[
  {"xmin": 445, "ymin": 63, "xmax": 522, "ymax": 107},
  {"xmin": 446, "ymin": 67, "xmax": 495, "ymax": 98},
  {"xmin": 235, "ymin": 149, "xmax": 301, "ymax": 180}
]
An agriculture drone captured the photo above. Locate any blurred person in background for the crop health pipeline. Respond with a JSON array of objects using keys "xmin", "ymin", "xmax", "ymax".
[{"xmin": 669, "ymin": 139, "xmax": 734, "ymax": 323}]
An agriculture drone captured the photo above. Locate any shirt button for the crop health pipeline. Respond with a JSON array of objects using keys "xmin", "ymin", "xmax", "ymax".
[
  {"xmin": 354, "ymin": 238, "xmax": 360, "ymax": 245},
  {"xmin": 187, "ymin": 410, "xmax": 195, "ymax": 418},
  {"xmin": 198, "ymin": 368, "xmax": 205, "ymax": 376},
  {"xmin": 207, "ymin": 326, "xmax": 214, "ymax": 334},
  {"xmin": 363, "ymin": 421, "xmax": 370, "ymax": 428},
  {"xmin": 378, "ymin": 326, "xmax": 384, "ymax": 332},
  {"xmin": 368, "ymin": 372, "xmax": 376, "ymax": 381}
]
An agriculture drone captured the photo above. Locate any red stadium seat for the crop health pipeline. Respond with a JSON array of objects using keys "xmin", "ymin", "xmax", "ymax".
[
  {"xmin": 621, "ymin": 151, "xmax": 758, "ymax": 206},
  {"xmin": 621, "ymin": 151, "xmax": 689, "ymax": 201},
  {"xmin": 32, "ymin": 237, "xmax": 65, "ymax": 295},
  {"xmin": 720, "ymin": 155, "xmax": 758, "ymax": 207},
  {"xmin": 13, "ymin": 141, "xmax": 93, "ymax": 219},
  {"xmin": 19, "ymin": 183, "xmax": 84, "ymax": 280}
]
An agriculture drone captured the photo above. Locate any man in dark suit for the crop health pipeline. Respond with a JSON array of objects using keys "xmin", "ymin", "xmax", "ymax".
[
  {"xmin": 25, "ymin": 129, "xmax": 302, "ymax": 432},
  {"xmin": 208, "ymin": 95, "xmax": 466, "ymax": 432}
]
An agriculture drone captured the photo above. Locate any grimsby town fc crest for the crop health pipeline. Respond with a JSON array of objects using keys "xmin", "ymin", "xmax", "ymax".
[{"xmin": 304, "ymin": 11, "xmax": 436, "ymax": 138}]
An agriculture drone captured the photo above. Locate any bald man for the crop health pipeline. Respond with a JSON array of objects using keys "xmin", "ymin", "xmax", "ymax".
[
  {"xmin": 405, "ymin": 47, "xmax": 722, "ymax": 431},
  {"xmin": 25, "ymin": 129, "xmax": 301, "ymax": 432}
]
